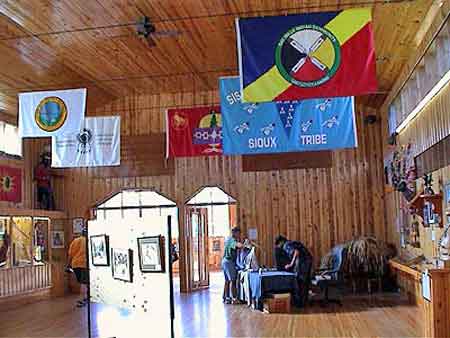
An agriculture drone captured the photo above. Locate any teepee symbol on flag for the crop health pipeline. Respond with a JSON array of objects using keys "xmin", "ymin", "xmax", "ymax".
[{"xmin": 276, "ymin": 102, "xmax": 299, "ymax": 137}]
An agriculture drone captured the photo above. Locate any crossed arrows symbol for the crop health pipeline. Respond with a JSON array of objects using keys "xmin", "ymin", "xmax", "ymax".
[{"xmin": 289, "ymin": 34, "xmax": 328, "ymax": 74}]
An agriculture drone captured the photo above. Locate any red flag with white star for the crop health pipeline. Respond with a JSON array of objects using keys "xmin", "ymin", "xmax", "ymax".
[{"xmin": 0, "ymin": 166, "xmax": 22, "ymax": 203}]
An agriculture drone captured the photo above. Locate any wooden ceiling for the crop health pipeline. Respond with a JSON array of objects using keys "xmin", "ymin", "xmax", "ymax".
[{"xmin": 0, "ymin": 0, "xmax": 434, "ymax": 119}]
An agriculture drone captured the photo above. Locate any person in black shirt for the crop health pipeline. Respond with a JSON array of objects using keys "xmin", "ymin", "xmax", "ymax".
[{"xmin": 275, "ymin": 235, "xmax": 313, "ymax": 307}]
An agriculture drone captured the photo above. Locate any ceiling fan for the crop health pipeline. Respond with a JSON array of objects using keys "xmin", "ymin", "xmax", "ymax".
[{"xmin": 136, "ymin": 16, "xmax": 181, "ymax": 47}]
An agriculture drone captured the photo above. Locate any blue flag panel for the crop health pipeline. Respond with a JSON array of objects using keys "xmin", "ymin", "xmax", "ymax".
[{"xmin": 219, "ymin": 77, "xmax": 357, "ymax": 155}]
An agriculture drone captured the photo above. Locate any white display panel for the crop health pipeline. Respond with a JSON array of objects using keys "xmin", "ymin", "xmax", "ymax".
[{"xmin": 88, "ymin": 210, "xmax": 173, "ymax": 338}]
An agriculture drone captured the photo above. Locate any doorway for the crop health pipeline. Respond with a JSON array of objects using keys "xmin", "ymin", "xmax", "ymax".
[
  {"xmin": 184, "ymin": 186, "xmax": 237, "ymax": 292},
  {"xmin": 89, "ymin": 189, "xmax": 178, "ymax": 338}
]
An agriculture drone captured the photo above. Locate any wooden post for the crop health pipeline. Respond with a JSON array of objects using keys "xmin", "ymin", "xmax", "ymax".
[{"xmin": 50, "ymin": 262, "xmax": 66, "ymax": 297}]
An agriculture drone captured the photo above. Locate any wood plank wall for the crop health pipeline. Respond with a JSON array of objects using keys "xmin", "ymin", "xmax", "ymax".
[
  {"xmin": 0, "ymin": 139, "xmax": 67, "ymax": 212},
  {"xmin": 387, "ymin": 14, "xmax": 450, "ymax": 132},
  {"xmin": 382, "ymin": 5, "xmax": 450, "ymax": 128},
  {"xmin": 22, "ymin": 89, "xmax": 388, "ymax": 290},
  {"xmin": 383, "ymin": 58, "xmax": 450, "ymax": 257}
]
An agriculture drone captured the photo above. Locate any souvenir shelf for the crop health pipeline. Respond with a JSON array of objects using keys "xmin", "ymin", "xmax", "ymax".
[{"xmin": 408, "ymin": 192, "xmax": 443, "ymax": 227}]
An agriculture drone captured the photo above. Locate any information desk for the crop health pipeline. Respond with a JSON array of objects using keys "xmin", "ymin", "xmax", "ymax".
[
  {"xmin": 389, "ymin": 259, "xmax": 450, "ymax": 338},
  {"xmin": 239, "ymin": 270, "xmax": 297, "ymax": 309}
]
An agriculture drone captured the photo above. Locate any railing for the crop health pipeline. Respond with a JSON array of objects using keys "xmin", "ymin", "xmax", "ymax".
[{"xmin": 0, "ymin": 263, "xmax": 52, "ymax": 297}]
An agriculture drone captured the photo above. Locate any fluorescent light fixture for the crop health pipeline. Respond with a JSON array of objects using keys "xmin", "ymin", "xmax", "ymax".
[{"xmin": 396, "ymin": 68, "xmax": 450, "ymax": 133}]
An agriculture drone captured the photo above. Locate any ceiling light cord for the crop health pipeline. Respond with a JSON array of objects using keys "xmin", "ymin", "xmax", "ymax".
[{"xmin": 0, "ymin": 0, "xmax": 413, "ymax": 41}]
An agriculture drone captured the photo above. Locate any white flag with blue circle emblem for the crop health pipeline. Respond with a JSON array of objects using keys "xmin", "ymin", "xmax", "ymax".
[
  {"xmin": 51, "ymin": 116, "xmax": 120, "ymax": 168},
  {"xmin": 18, "ymin": 88, "xmax": 86, "ymax": 137}
]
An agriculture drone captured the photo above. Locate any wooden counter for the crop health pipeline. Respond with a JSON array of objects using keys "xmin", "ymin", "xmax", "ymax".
[{"xmin": 389, "ymin": 259, "xmax": 450, "ymax": 337}]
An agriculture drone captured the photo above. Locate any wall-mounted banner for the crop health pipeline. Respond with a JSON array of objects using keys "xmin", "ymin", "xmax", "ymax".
[
  {"xmin": 19, "ymin": 88, "xmax": 86, "ymax": 138},
  {"xmin": 236, "ymin": 8, "xmax": 377, "ymax": 103},
  {"xmin": 51, "ymin": 116, "xmax": 120, "ymax": 168},
  {"xmin": 166, "ymin": 106, "xmax": 222, "ymax": 157},
  {"xmin": 0, "ymin": 166, "xmax": 22, "ymax": 203},
  {"xmin": 219, "ymin": 76, "xmax": 357, "ymax": 155}
]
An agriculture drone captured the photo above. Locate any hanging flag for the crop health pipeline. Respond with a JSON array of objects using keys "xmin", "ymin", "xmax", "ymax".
[
  {"xmin": 0, "ymin": 166, "xmax": 22, "ymax": 203},
  {"xmin": 219, "ymin": 76, "xmax": 357, "ymax": 154},
  {"xmin": 51, "ymin": 116, "xmax": 120, "ymax": 168},
  {"xmin": 166, "ymin": 106, "xmax": 222, "ymax": 157},
  {"xmin": 236, "ymin": 8, "xmax": 377, "ymax": 103},
  {"xmin": 19, "ymin": 88, "xmax": 87, "ymax": 137}
]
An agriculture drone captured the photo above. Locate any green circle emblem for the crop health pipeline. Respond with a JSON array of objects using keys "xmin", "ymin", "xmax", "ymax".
[
  {"xmin": 35, "ymin": 96, "xmax": 68, "ymax": 132},
  {"xmin": 275, "ymin": 24, "xmax": 341, "ymax": 88}
]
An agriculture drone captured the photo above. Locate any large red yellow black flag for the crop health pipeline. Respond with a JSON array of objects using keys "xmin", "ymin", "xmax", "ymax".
[{"xmin": 236, "ymin": 8, "xmax": 377, "ymax": 102}]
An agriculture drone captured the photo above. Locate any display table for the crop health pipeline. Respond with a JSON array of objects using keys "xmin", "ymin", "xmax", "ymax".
[
  {"xmin": 389, "ymin": 259, "xmax": 450, "ymax": 337},
  {"xmin": 237, "ymin": 271, "xmax": 299, "ymax": 309}
]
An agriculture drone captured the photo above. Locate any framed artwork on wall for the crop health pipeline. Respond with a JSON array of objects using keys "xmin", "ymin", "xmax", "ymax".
[
  {"xmin": 445, "ymin": 182, "xmax": 450, "ymax": 208},
  {"xmin": 90, "ymin": 235, "xmax": 110, "ymax": 266},
  {"xmin": 51, "ymin": 231, "xmax": 65, "ymax": 249},
  {"xmin": 0, "ymin": 220, "xmax": 5, "ymax": 238},
  {"xmin": 137, "ymin": 236, "xmax": 165, "ymax": 273},
  {"xmin": 73, "ymin": 218, "xmax": 84, "ymax": 235},
  {"xmin": 111, "ymin": 248, "xmax": 133, "ymax": 282}
]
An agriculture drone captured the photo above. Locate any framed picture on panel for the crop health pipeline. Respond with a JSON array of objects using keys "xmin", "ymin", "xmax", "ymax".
[
  {"xmin": 90, "ymin": 235, "xmax": 110, "ymax": 266},
  {"xmin": 51, "ymin": 231, "xmax": 65, "ymax": 249},
  {"xmin": 73, "ymin": 218, "xmax": 84, "ymax": 235},
  {"xmin": 111, "ymin": 248, "xmax": 133, "ymax": 282},
  {"xmin": 137, "ymin": 236, "xmax": 165, "ymax": 273}
]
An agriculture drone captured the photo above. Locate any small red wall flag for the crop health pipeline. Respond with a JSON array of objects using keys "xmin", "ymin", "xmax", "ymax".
[
  {"xmin": 166, "ymin": 106, "xmax": 222, "ymax": 158},
  {"xmin": 0, "ymin": 166, "xmax": 22, "ymax": 203}
]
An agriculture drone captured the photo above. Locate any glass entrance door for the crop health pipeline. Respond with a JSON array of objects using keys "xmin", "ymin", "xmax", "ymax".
[{"xmin": 187, "ymin": 207, "xmax": 209, "ymax": 290}]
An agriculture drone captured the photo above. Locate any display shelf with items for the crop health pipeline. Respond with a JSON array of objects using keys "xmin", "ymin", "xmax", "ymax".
[
  {"xmin": 408, "ymin": 192, "xmax": 443, "ymax": 228},
  {"xmin": 0, "ymin": 213, "xmax": 65, "ymax": 301}
]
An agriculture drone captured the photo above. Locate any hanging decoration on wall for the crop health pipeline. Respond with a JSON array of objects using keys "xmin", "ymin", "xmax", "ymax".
[
  {"xmin": 385, "ymin": 143, "xmax": 416, "ymax": 201},
  {"xmin": 219, "ymin": 76, "xmax": 357, "ymax": 155},
  {"xmin": 166, "ymin": 106, "xmax": 222, "ymax": 157},
  {"xmin": 0, "ymin": 165, "xmax": 22, "ymax": 203},
  {"xmin": 51, "ymin": 116, "xmax": 120, "ymax": 168},
  {"xmin": 236, "ymin": 8, "xmax": 377, "ymax": 103},
  {"xmin": 19, "ymin": 88, "xmax": 86, "ymax": 138},
  {"xmin": 51, "ymin": 231, "xmax": 65, "ymax": 249}
]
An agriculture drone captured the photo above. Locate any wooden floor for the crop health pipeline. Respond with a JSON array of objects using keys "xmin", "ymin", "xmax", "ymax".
[{"xmin": 1, "ymin": 273, "xmax": 422, "ymax": 338}]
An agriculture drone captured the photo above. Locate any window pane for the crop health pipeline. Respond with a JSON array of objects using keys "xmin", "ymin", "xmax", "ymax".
[
  {"xmin": 0, "ymin": 121, "xmax": 22, "ymax": 157},
  {"xmin": 11, "ymin": 217, "xmax": 33, "ymax": 266}
]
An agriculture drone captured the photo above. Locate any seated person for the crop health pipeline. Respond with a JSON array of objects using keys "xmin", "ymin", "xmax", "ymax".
[{"xmin": 275, "ymin": 235, "xmax": 313, "ymax": 307}]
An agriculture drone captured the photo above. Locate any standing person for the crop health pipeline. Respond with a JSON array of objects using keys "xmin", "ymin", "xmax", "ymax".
[
  {"xmin": 274, "ymin": 235, "xmax": 313, "ymax": 307},
  {"xmin": 222, "ymin": 227, "xmax": 244, "ymax": 304},
  {"xmin": 68, "ymin": 228, "xmax": 88, "ymax": 308},
  {"xmin": 34, "ymin": 152, "xmax": 55, "ymax": 210}
]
